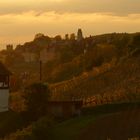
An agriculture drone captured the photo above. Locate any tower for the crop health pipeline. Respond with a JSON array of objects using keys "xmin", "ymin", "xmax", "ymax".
[
  {"xmin": 6, "ymin": 44, "xmax": 13, "ymax": 51},
  {"xmin": 0, "ymin": 62, "xmax": 11, "ymax": 112},
  {"xmin": 77, "ymin": 28, "xmax": 83, "ymax": 41}
]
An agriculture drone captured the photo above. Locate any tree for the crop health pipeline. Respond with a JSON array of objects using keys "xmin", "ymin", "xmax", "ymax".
[
  {"xmin": 128, "ymin": 34, "xmax": 140, "ymax": 51},
  {"xmin": 54, "ymin": 35, "xmax": 62, "ymax": 42},
  {"xmin": 34, "ymin": 33, "xmax": 45, "ymax": 40},
  {"xmin": 65, "ymin": 34, "xmax": 69, "ymax": 40},
  {"xmin": 70, "ymin": 33, "xmax": 76, "ymax": 40},
  {"xmin": 31, "ymin": 116, "xmax": 54, "ymax": 140},
  {"xmin": 133, "ymin": 34, "xmax": 140, "ymax": 47},
  {"xmin": 23, "ymin": 82, "xmax": 50, "ymax": 120}
]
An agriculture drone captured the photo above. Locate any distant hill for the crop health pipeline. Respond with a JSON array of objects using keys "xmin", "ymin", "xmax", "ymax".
[
  {"xmin": 1, "ymin": 32, "xmax": 140, "ymax": 140},
  {"xmin": 1, "ymin": 32, "xmax": 139, "ymax": 93},
  {"xmin": 50, "ymin": 53, "xmax": 140, "ymax": 103}
]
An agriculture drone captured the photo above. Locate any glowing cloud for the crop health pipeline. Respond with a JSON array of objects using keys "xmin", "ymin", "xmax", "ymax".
[{"xmin": 0, "ymin": 0, "xmax": 139, "ymax": 47}]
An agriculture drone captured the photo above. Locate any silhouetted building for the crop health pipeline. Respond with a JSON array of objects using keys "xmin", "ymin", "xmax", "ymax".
[
  {"xmin": 6, "ymin": 44, "xmax": 13, "ymax": 51},
  {"xmin": 77, "ymin": 28, "xmax": 83, "ymax": 41}
]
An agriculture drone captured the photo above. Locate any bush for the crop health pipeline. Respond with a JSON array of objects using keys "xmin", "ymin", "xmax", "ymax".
[
  {"xmin": 23, "ymin": 82, "xmax": 50, "ymax": 120},
  {"xmin": 31, "ymin": 116, "xmax": 54, "ymax": 140},
  {"xmin": 0, "ymin": 111, "xmax": 24, "ymax": 138}
]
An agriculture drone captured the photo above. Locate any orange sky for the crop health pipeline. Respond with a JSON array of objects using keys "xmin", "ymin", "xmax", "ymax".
[{"xmin": 0, "ymin": 0, "xmax": 140, "ymax": 49}]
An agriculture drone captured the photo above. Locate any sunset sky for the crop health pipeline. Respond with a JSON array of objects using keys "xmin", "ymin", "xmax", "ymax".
[{"xmin": 0, "ymin": 0, "xmax": 140, "ymax": 48}]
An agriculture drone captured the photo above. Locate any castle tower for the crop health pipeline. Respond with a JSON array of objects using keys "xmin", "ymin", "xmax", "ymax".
[
  {"xmin": 77, "ymin": 28, "xmax": 83, "ymax": 41},
  {"xmin": 0, "ymin": 62, "xmax": 11, "ymax": 112}
]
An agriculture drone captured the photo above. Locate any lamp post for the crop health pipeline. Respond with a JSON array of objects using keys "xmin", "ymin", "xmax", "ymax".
[
  {"xmin": 39, "ymin": 60, "xmax": 42, "ymax": 81},
  {"xmin": 39, "ymin": 51, "xmax": 42, "ymax": 82}
]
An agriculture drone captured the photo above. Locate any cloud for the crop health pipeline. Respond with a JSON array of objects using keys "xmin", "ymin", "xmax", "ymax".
[
  {"xmin": 0, "ymin": 0, "xmax": 140, "ymax": 45},
  {"xmin": 0, "ymin": 11, "xmax": 140, "ymax": 44},
  {"xmin": 0, "ymin": 0, "xmax": 139, "ymax": 15}
]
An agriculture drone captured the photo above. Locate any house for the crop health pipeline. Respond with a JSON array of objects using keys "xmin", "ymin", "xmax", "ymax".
[
  {"xmin": 47, "ymin": 101, "xmax": 83, "ymax": 118},
  {"xmin": 0, "ymin": 62, "xmax": 12, "ymax": 112}
]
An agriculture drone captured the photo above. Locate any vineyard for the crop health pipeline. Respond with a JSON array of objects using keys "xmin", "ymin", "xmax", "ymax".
[{"xmin": 50, "ymin": 54, "xmax": 140, "ymax": 107}]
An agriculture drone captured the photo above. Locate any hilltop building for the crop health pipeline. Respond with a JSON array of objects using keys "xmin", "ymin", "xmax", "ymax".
[
  {"xmin": 6, "ymin": 44, "xmax": 13, "ymax": 51},
  {"xmin": 0, "ymin": 62, "xmax": 11, "ymax": 112},
  {"xmin": 77, "ymin": 28, "xmax": 83, "ymax": 41}
]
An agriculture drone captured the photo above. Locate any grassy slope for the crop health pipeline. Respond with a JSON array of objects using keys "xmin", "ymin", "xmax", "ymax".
[
  {"xmin": 0, "ymin": 111, "xmax": 25, "ymax": 138},
  {"xmin": 79, "ymin": 109, "xmax": 140, "ymax": 140},
  {"xmin": 52, "ymin": 115, "xmax": 100, "ymax": 140},
  {"xmin": 1, "ymin": 103, "xmax": 140, "ymax": 140},
  {"xmin": 51, "ymin": 102, "xmax": 140, "ymax": 140}
]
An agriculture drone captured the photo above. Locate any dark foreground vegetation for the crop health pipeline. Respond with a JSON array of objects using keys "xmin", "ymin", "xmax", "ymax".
[{"xmin": 0, "ymin": 102, "xmax": 140, "ymax": 140}]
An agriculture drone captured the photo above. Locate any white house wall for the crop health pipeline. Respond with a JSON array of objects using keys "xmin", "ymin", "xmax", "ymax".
[{"xmin": 0, "ymin": 89, "xmax": 9, "ymax": 112}]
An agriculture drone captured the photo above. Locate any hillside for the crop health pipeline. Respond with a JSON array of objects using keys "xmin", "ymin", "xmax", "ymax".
[
  {"xmin": 79, "ymin": 108, "xmax": 140, "ymax": 140},
  {"xmin": 8, "ymin": 33, "xmax": 140, "ymax": 110},
  {"xmin": 1, "ymin": 32, "xmax": 140, "ymax": 140},
  {"xmin": 2, "ymin": 103, "xmax": 140, "ymax": 140},
  {"xmin": 1, "ymin": 32, "xmax": 139, "ymax": 88},
  {"xmin": 50, "ymin": 53, "xmax": 140, "ymax": 104}
]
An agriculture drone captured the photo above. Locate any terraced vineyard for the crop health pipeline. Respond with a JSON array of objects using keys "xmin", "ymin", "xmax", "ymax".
[{"xmin": 50, "ymin": 55, "xmax": 140, "ymax": 107}]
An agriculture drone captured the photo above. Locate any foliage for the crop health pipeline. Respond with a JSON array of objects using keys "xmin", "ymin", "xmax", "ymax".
[
  {"xmin": 3, "ymin": 116, "xmax": 54, "ymax": 140},
  {"xmin": 49, "ymin": 57, "xmax": 82, "ymax": 82},
  {"xmin": 1, "ymin": 126, "xmax": 32, "ymax": 140},
  {"xmin": 129, "ymin": 33, "xmax": 140, "ymax": 51},
  {"xmin": 23, "ymin": 82, "xmax": 50, "ymax": 120},
  {"xmin": 132, "ymin": 34, "xmax": 140, "ymax": 47},
  {"xmin": 30, "ymin": 116, "xmax": 54, "ymax": 140},
  {"xmin": 54, "ymin": 35, "xmax": 62, "ymax": 42},
  {"xmin": 0, "ymin": 111, "xmax": 24, "ymax": 138}
]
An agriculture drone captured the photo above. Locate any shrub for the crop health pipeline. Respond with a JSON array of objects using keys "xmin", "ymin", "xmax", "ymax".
[
  {"xmin": 31, "ymin": 116, "xmax": 54, "ymax": 140},
  {"xmin": 23, "ymin": 82, "xmax": 50, "ymax": 120}
]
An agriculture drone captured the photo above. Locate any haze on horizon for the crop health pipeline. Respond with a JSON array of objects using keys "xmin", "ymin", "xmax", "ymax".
[{"xmin": 0, "ymin": 0, "xmax": 140, "ymax": 48}]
